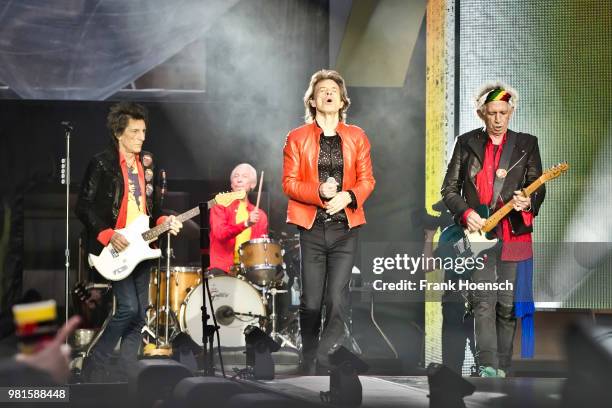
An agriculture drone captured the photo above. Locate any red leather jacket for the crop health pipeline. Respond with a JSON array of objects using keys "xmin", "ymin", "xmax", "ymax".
[
  {"xmin": 282, "ymin": 121, "xmax": 375, "ymax": 229},
  {"xmin": 209, "ymin": 199, "xmax": 268, "ymax": 273}
]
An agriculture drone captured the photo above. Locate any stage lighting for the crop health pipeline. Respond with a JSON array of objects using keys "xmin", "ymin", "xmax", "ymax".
[
  {"xmin": 426, "ymin": 363, "xmax": 475, "ymax": 408},
  {"xmin": 321, "ymin": 345, "xmax": 368, "ymax": 407},
  {"xmin": 244, "ymin": 325, "xmax": 281, "ymax": 380}
]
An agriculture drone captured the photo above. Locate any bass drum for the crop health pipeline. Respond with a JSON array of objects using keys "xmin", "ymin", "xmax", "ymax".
[{"xmin": 179, "ymin": 275, "xmax": 265, "ymax": 347}]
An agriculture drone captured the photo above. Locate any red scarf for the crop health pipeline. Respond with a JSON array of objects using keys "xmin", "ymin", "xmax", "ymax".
[
  {"xmin": 475, "ymin": 134, "xmax": 505, "ymax": 206},
  {"xmin": 475, "ymin": 134, "xmax": 533, "ymax": 261}
]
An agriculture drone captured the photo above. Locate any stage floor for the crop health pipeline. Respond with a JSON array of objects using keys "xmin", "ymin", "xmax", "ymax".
[
  {"xmin": 258, "ymin": 375, "xmax": 564, "ymax": 408},
  {"xmin": 69, "ymin": 374, "xmax": 565, "ymax": 407}
]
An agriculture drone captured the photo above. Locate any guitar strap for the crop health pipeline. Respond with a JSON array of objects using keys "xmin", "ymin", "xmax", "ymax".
[{"xmin": 491, "ymin": 131, "xmax": 517, "ymax": 210}]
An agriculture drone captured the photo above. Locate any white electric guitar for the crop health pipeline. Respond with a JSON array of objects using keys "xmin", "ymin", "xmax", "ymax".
[{"xmin": 88, "ymin": 190, "xmax": 245, "ymax": 281}]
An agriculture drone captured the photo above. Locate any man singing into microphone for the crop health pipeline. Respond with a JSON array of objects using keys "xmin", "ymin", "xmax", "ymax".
[{"xmin": 283, "ymin": 70, "xmax": 375, "ymax": 373}]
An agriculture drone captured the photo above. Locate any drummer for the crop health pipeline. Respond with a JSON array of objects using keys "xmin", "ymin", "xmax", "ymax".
[{"xmin": 209, "ymin": 163, "xmax": 269, "ymax": 275}]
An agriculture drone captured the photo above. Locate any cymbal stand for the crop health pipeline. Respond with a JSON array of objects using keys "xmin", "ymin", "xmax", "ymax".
[
  {"xmin": 198, "ymin": 201, "xmax": 223, "ymax": 377},
  {"xmin": 143, "ymin": 233, "xmax": 174, "ymax": 357}
]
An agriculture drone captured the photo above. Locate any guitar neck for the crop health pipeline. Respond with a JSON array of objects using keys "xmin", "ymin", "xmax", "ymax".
[
  {"xmin": 141, "ymin": 198, "xmax": 216, "ymax": 242},
  {"xmin": 482, "ymin": 177, "xmax": 544, "ymax": 233}
]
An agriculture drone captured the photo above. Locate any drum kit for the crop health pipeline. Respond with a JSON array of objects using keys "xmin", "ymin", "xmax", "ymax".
[
  {"xmin": 144, "ymin": 236, "xmax": 300, "ymax": 353},
  {"xmin": 69, "ymin": 232, "xmax": 302, "ymax": 376}
]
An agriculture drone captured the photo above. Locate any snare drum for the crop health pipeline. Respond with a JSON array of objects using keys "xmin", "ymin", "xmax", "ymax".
[
  {"xmin": 239, "ymin": 238, "xmax": 284, "ymax": 286},
  {"xmin": 179, "ymin": 275, "xmax": 265, "ymax": 347},
  {"xmin": 149, "ymin": 266, "xmax": 202, "ymax": 314}
]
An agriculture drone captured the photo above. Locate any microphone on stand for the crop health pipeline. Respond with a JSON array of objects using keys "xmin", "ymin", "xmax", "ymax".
[
  {"xmin": 160, "ymin": 169, "xmax": 167, "ymax": 207},
  {"xmin": 61, "ymin": 121, "xmax": 74, "ymax": 132},
  {"xmin": 60, "ymin": 120, "xmax": 74, "ymax": 337}
]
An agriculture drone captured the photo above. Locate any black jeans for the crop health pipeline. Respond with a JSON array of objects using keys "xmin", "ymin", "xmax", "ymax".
[
  {"xmin": 89, "ymin": 261, "xmax": 150, "ymax": 374},
  {"xmin": 298, "ymin": 221, "xmax": 358, "ymax": 368},
  {"xmin": 442, "ymin": 284, "xmax": 475, "ymax": 374},
  {"xmin": 471, "ymin": 251, "xmax": 517, "ymax": 371}
]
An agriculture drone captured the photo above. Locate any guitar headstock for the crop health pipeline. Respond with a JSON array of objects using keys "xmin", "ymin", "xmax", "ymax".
[
  {"xmin": 213, "ymin": 190, "xmax": 247, "ymax": 207},
  {"xmin": 541, "ymin": 162, "xmax": 569, "ymax": 182}
]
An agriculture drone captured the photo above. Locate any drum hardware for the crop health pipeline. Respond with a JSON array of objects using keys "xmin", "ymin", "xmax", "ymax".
[
  {"xmin": 180, "ymin": 275, "xmax": 266, "ymax": 348},
  {"xmin": 71, "ymin": 281, "xmax": 114, "ymax": 361},
  {"xmin": 70, "ymin": 284, "xmax": 114, "ymax": 378},
  {"xmin": 198, "ymin": 200, "xmax": 222, "ymax": 377},
  {"xmin": 238, "ymin": 238, "xmax": 285, "ymax": 287},
  {"xmin": 146, "ymin": 265, "xmax": 201, "ymax": 332},
  {"xmin": 72, "ymin": 329, "xmax": 95, "ymax": 352},
  {"xmin": 143, "ymin": 233, "xmax": 174, "ymax": 357},
  {"xmin": 260, "ymin": 287, "xmax": 298, "ymax": 349}
]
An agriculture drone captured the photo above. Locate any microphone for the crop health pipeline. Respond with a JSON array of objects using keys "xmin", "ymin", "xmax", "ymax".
[
  {"xmin": 324, "ymin": 177, "xmax": 339, "ymax": 198},
  {"xmin": 61, "ymin": 121, "xmax": 74, "ymax": 132}
]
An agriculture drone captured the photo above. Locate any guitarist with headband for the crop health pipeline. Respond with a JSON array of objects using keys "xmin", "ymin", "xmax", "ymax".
[
  {"xmin": 441, "ymin": 82, "xmax": 545, "ymax": 377},
  {"xmin": 76, "ymin": 102, "xmax": 183, "ymax": 381}
]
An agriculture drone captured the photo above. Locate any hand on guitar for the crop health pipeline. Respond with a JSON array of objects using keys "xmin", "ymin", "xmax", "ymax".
[
  {"xmin": 466, "ymin": 211, "xmax": 486, "ymax": 233},
  {"xmin": 110, "ymin": 232, "xmax": 130, "ymax": 252},
  {"xmin": 167, "ymin": 215, "xmax": 183, "ymax": 235},
  {"xmin": 512, "ymin": 190, "xmax": 531, "ymax": 212}
]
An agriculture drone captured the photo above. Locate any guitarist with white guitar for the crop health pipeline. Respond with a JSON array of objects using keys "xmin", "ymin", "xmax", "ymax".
[
  {"xmin": 75, "ymin": 102, "xmax": 183, "ymax": 382},
  {"xmin": 441, "ymin": 82, "xmax": 546, "ymax": 378}
]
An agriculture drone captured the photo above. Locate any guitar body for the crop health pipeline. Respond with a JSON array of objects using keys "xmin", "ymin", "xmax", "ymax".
[
  {"xmin": 88, "ymin": 214, "xmax": 162, "ymax": 281},
  {"xmin": 438, "ymin": 205, "xmax": 498, "ymax": 275}
]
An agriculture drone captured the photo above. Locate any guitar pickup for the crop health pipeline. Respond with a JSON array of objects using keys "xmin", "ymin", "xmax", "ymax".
[
  {"xmin": 453, "ymin": 235, "xmax": 473, "ymax": 258},
  {"xmin": 113, "ymin": 265, "xmax": 128, "ymax": 275},
  {"xmin": 109, "ymin": 247, "xmax": 119, "ymax": 258}
]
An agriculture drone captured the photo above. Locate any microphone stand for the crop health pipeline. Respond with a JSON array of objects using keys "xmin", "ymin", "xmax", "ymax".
[
  {"xmin": 60, "ymin": 122, "xmax": 73, "ymax": 334},
  {"xmin": 199, "ymin": 202, "xmax": 222, "ymax": 376},
  {"xmin": 154, "ymin": 170, "xmax": 167, "ymax": 344}
]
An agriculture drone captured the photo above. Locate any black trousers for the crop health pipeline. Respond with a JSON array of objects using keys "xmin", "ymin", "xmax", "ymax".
[
  {"xmin": 471, "ymin": 251, "xmax": 517, "ymax": 371},
  {"xmin": 441, "ymin": 270, "xmax": 475, "ymax": 374},
  {"xmin": 298, "ymin": 221, "xmax": 358, "ymax": 368}
]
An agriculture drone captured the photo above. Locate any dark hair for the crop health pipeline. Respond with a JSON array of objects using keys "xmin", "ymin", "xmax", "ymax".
[{"xmin": 106, "ymin": 102, "xmax": 148, "ymax": 144}]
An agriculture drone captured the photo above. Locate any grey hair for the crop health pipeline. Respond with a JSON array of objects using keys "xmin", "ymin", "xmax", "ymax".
[
  {"xmin": 473, "ymin": 81, "xmax": 519, "ymax": 112},
  {"xmin": 230, "ymin": 163, "xmax": 258, "ymax": 186}
]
